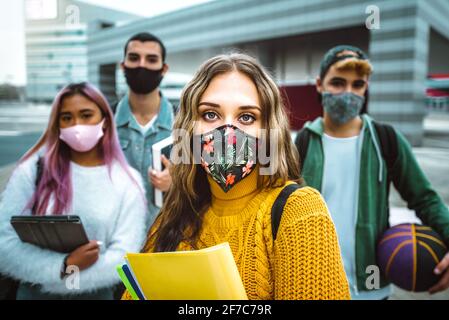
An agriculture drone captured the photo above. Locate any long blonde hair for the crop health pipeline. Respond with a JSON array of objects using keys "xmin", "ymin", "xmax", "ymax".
[{"xmin": 149, "ymin": 53, "xmax": 302, "ymax": 252}]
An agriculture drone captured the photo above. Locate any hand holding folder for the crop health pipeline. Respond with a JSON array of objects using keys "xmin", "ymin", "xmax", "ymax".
[
  {"xmin": 151, "ymin": 136, "xmax": 173, "ymax": 207},
  {"xmin": 117, "ymin": 242, "xmax": 248, "ymax": 300}
]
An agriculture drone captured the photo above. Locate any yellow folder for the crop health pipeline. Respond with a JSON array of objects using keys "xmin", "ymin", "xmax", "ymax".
[{"xmin": 125, "ymin": 242, "xmax": 248, "ymax": 300}]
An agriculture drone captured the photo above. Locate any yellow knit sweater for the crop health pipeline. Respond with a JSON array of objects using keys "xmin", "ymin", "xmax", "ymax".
[{"xmin": 122, "ymin": 169, "xmax": 350, "ymax": 300}]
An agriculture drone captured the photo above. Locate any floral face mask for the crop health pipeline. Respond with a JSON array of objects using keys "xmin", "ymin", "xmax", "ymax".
[{"xmin": 194, "ymin": 124, "xmax": 258, "ymax": 193}]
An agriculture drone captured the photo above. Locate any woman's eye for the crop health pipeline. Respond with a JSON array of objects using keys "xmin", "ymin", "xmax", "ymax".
[
  {"xmin": 81, "ymin": 114, "xmax": 92, "ymax": 119},
  {"xmin": 239, "ymin": 114, "xmax": 255, "ymax": 124},
  {"xmin": 203, "ymin": 112, "xmax": 218, "ymax": 121},
  {"xmin": 61, "ymin": 116, "xmax": 71, "ymax": 122}
]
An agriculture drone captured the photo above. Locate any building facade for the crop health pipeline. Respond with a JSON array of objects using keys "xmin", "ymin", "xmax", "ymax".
[
  {"xmin": 25, "ymin": 0, "xmax": 140, "ymax": 103},
  {"xmin": 87, "ymin": 0, "xmax": 449, "ymax": 146}
]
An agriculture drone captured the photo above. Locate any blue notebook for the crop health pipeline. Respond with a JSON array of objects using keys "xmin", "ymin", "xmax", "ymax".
[{"xmin": 122, "ymin": 264, "xmax": 145, "ymax": 300}]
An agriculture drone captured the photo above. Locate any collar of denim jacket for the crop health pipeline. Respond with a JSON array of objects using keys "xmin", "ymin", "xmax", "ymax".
[{"xmin": 115, "ymin": 92, "xmax": 173, "ymax": 131}]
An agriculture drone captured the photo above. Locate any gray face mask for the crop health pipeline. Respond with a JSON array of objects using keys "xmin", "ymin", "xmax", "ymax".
[{"xmin": 322, "ymin": 92, "xmax": 365, "ymax": 125}]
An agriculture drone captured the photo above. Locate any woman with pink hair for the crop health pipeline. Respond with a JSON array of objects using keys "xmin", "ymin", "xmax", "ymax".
[{"xmin": 0, "ymin": 82, "xmax": 147, "ymax": 299}]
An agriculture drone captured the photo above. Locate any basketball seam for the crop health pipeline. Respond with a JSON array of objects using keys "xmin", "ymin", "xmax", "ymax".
[
  {"xmin": 412, "ymin": 224, "xmax": 417, "ymax": 292},
  {"xmin": 416, "ymin": 233, "xmax": 447, "ymax": 249},
  {"xmin": 385, "ymin": 240, "xmax": 413, "ymax": 280},
  {"xmin": 379, "ymin": 232, "xmax": 412, "ymax": 246},
  {"xmin": 417, "ymin": 240, "xmax": 440, "ymax": 265}
]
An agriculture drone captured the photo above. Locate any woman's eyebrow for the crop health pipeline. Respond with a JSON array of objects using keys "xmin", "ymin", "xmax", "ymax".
[
  {"xmin": 199, "ymin": 102, "xmax": 261, "ymax": 111},
  {"xmin": 60, "ymin": 109, "xmax": 94, "ymax": 115},
  {"xmin": 239, "ymin": 105, "xmax": 261, "ymax": 112},
  {"xmin": 198, "ymin": 102, "xmax": 220, "ymax": 108}
]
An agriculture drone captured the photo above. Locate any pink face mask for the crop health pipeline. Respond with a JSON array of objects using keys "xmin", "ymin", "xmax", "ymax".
[{"xmin": 59, "ymin": 119, "xmax": 105, "ymax": 152}]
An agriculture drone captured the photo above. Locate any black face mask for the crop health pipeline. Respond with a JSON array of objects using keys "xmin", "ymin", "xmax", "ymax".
[{"xmin": 123, "ymin": 66, "xmax": 164, "ymax": 94}]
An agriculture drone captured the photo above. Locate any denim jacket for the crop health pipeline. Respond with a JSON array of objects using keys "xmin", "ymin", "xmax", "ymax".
[{"xmin": 115, "ymin": 93, "xmax": 174, "ymax": 229}]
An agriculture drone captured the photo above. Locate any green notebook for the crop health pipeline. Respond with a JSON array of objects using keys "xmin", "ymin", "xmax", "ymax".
[{"xmin": 116, "ymin": 265, "xmax": 139, "ymax": 300}]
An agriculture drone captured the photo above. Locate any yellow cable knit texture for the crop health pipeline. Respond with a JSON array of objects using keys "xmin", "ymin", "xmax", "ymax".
[{"xmin": 122, "ymin": 169, "xmax": 350, "ymax": 300}]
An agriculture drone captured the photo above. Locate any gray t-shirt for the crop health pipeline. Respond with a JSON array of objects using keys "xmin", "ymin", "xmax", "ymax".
[{"xmin": 322, "ymin": 131, "xmax": 391, "ymax": 300}]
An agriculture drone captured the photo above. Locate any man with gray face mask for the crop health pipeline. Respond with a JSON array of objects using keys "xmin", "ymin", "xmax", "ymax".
[{"xmin": 295, "ymin": 45, "xmax": 449, "ymax": 300}]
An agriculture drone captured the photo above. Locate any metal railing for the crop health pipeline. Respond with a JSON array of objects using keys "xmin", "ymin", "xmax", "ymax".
[{"xmin": 426, "ymin": 97, "xmax": 449, "ymax": 113}]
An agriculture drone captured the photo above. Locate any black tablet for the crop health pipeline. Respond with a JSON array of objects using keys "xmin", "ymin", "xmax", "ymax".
[{"xmin": 10, "ymin": 215, "xmax": 89, "ymax": 253}]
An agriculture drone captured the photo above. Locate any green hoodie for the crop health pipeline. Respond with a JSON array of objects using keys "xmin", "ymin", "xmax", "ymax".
[{"xmin": 301, "ymin": 114, "xmax": 449, "ymax": 291}]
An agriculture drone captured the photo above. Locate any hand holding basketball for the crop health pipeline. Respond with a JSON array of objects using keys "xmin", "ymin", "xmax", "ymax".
[
  {"xmin": 429, "ymin": 252, "xmax": 449, "ymax": 294},
  {"xmin": 377, "ymin": 223, "xmax": 448, "ymax": 292}
]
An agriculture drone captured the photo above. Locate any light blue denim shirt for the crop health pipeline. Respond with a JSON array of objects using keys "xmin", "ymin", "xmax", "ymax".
[{"xmin": 115, "ymin": 93, "xmax": 174, "ymax": 230}]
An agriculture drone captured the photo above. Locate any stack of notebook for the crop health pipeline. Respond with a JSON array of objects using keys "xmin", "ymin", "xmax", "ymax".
[{"xmin": 116, "ymin": 242, "xmax": 248, "ymax": 300}]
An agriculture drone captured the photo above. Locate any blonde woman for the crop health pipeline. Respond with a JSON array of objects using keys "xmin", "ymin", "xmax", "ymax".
[{"xmin": 123, "ymin": 53, "xmax": 350, "ymax": 300}]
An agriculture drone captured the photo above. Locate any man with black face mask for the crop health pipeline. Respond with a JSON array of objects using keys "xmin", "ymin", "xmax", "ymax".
[
  {"xmin": 115, "ymin": 32, "xmax": 174, "ymax": 230},
  {"xmin": 295, "ymin": 45, "xmax": 449, "ymax": 300}
]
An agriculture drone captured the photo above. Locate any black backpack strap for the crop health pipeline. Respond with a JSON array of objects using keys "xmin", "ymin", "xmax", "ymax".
[
  {"xmin": 372, "ymin": 122, "xmax": 398, "ymax": 179},
  {"xmin": 35, "ymin": 156, "xmax": 44, "ymax": 187},
  {"xmin": 31, "ymin": 156, "xmax": 44, "ymax": 215},
  {"xmin": 271, "ymin": 183, "xmax": 301, "ymax": 240},
  {"xmin": 294, "ymin": 128, "xmax": 311, "ymax": 172},
  {"xmin": 372, "ymin": 121, "xmax": 399, "ymax": 198}
]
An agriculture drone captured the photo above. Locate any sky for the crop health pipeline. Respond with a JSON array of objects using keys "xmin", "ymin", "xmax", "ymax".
[{"xmin": 0, "ymin": 0, "xmax": 213, "ymax": 86}]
